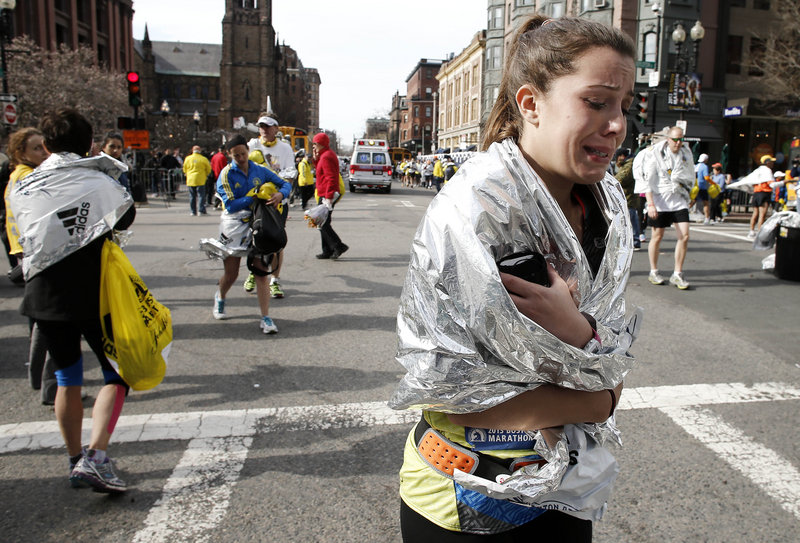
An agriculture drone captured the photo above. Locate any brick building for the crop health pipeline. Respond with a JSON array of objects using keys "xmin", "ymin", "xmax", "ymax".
[
  {"xmin": 400, "ymin": 59, "xmax": 442, "ymax": 155},
  {"xmin": 9, "ymin": 0, "xmax": 135, "ymax": 72},
  {"xmin": 134, "ymin": 0, "xmax": 319, "ymax": 136}
]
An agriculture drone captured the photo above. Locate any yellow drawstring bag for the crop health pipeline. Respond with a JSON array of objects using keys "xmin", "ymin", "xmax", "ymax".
[
  {"xmin": 314, "ymin": 173, "xmax": 345, "ymax": 203},
  {"xmin": 99, "ymin": 239, "xmax": 172, "ymax": 390}
]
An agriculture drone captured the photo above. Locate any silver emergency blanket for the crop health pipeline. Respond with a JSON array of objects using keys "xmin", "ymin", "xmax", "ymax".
[
  {"xmin": 389, "ymin": 139, "xmax": 640, "ymax": 514},
  {"xmin": 199, "ymin": 209, "xmax": 253, "ymax": 259},
  {"xmin": 9, "ymin": 153, "xmax": 132, "ymax": 279},
  {"xmin": 753, "ymin": 210, "xmax": 800, "ymax": 251}
]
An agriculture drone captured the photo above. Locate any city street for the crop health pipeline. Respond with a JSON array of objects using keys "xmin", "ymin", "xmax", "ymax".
[{"xmin": 1, "ymin": 183, "xmax": 799, "ymax": 542}]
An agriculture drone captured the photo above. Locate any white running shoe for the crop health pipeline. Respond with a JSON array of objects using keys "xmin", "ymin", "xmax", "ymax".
[
  {"xmin": 213, "ymin": 291, "xmax": 227, "ymax": 320},
  {"xmin": 260, "ymin": 316, "xmax": 278, "ymax": 334},
  {"xmin": 648, "ymin": 270, "xmax": 665, "ymax": 285},
  {"xmin": 669, "ymin": 272, "xmax": 690, "ymax": 290}
]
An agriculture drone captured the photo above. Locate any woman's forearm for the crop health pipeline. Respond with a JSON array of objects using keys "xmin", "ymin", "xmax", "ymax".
[{"xmin": 447, "ymin": 382, "xmax": 622, "ymax": 431}]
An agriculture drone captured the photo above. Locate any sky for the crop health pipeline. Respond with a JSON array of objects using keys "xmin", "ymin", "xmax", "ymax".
[{"xmin": 132, "ymin": 1, "xmax": 487, "ymax": 143}]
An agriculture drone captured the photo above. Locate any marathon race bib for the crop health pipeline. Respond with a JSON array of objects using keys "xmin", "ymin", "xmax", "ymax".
[{"xmin": 465, "ymin": 427, "xmax": 535, "ymax": 451}]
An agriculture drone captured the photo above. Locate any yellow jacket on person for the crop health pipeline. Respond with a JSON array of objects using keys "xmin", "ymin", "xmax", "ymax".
[
  {"xmin": 433, "ymin": 159, "xmax": 443, "ymax": 178},
  {"xmin": 4, "ymin": 164, "xmax": 35, "ymax": 255},
  {"xmin": 298, "ymin": 157, "xmax": 314, "ymax": 187},
  {"xmin": 182, "ymin": 151, "xmax": 211, "ymax": 187}
]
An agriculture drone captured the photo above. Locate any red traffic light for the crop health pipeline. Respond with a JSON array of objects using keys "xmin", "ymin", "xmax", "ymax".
[{"xmin": 126, "ymin": 71, "xmax": 140, "ymax": 84}]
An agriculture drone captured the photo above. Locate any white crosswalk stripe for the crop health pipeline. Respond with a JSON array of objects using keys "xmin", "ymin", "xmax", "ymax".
[{"xmin": 2, "ymin": 381, "xmax": 799, "ymax": 537}]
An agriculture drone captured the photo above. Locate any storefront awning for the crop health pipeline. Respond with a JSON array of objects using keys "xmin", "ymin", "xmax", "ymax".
[{"xmin": 684, "ymin": 123, "xmax": 723, "ymax": 142}]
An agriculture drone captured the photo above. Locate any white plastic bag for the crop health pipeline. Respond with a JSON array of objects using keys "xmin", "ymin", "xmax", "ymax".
[{"xmin": 304, "ymin": 204, "xmax": 330, "ymax": 228}]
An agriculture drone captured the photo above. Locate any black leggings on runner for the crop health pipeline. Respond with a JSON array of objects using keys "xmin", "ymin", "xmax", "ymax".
[{"xmin": 400, "ymin": 500, "xmax": 592, "ymax": 542}]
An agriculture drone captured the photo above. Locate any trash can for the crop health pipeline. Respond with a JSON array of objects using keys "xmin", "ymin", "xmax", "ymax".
[{"xmin": 774, "ymin": 225, "xmax": 800, "ymax": 281}]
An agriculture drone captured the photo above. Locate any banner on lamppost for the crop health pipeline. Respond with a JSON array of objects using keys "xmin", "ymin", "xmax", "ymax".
[{"xmin": 667, "ymin": 72, "xmax": 702, "ymax": 112}]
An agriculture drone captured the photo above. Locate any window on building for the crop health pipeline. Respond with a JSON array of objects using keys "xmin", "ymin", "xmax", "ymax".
[
  {"xmin": 440, "ymin": 112, "xmax": 445, "ymax": 130},
  {"xmin": 55, "ymin": 24, "xmax": 69, "ymax": 46},
  {"xmin": 454, "ymin": 104, "xmax": 460, "ymax": 125},
  {"xmin": 426, "ymin": 87, "xmax": 432, "ymax": 96},
  {"xmin": 202, "ymin": 85, "xmax": 209, "ymax": 99},
  {"xmin": 425, "ymin": 106, "xmax": 432, "ymax": 117},
  {"xmin": 96, "ymin": 4, "xmax": 107, "ymax": 32},
  {"xmin": 549, "ymin": 2, "xmax": 564, "ymax": 18},
  {"xmin": 471, "ymin": 98, "xmax": 478, "ymax": 121},
  {"xmin": 414, "ymin": 105, "xmax": 419, "ymax": 117},
  {"xmin": 414, "ymin": 125, "xmax": 419, "ymax": 135},
  {"xmin": 472, "ymin": 65, "xmax": 479, "ymax": 86},
  {"xmin": 507, "ymin": 3, "xmax": 511, "ymax": 26},
  {"xmin": 174, "ymin": 83, "xmax": 182, "ymax": 98},
  {"xmin": 489, "ymin": 6, "xmax": 503, "ymax": 29},
  {"xmin": 455, "ymin": 79, "xmax": 461, "ymax": 97},
  {"xmin": 752, "ymin": 0, "xmax": 770, "ymax": 9},
  {"xmin": 77, "ymin": 0, "xmax": 90, "ymax": 23},
  {"xmin": 190, "ymin": 85, "xmax": 197, "ymax": 99},
  {"xmin": 161, "ymin": 84, "xmax": 169, "ymax": 99},
  {"xmin": 580, "ymin": 0, "xmax": 591, "ymax": 12},
  {"xmin": 404, "ymin": 114, "xmax": 408, "ymax": 123},
  {"xmin": 726, "ymin": 35, "xmax": 743, "ymax": 75},
  {"xmin": 516, "ymin": 0, "xmax": 534, "ymax": 5},
  {"xmin": 403, "ymin": 129, "xmax": 407, "ymax": 140},
  {"xmin": 463, "ymin": 98, "xmax": 469, "ymax": 123},
  {"xmin": 55, "ymin": 0, "xmax": 69, "ymax": 13},
  {"xmin": 748, "ymin": 37, "xmax": 765, "ymax": 76},
  {"xmin": 486, "ymin": 45, "xmax": 501, "ymax": 70}
]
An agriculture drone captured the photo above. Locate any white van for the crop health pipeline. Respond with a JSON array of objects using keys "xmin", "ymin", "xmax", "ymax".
[{"xmin": 348, "ymin": 139, "xmax": 393, "ymax": 193}]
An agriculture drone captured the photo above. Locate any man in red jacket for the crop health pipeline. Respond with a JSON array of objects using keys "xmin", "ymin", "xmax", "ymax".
[{"xmin": 312, "ymin": 132, "xmax": 348, "ymax": 259}]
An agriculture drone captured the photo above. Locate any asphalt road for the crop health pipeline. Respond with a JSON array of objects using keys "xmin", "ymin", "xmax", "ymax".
[{"xmin": 1, "ymin": 182, "xmax": 798, "ymax": 542}]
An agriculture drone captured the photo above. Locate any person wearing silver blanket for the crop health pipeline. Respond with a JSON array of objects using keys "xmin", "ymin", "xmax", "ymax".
[{"xmin": 390, "ymin": 15, "xmax": 641, "ymax": 541}]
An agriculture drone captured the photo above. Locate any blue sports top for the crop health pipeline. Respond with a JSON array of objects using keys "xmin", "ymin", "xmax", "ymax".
[{"xmin": 216, "ymin": 160, "xmax": 291, "ymax": 213}]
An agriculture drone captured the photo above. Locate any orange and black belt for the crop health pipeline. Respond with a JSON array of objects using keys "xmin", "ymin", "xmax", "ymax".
[{"xmin": 414, "ymin": 416, "xmax": 546, "ymax": 481}]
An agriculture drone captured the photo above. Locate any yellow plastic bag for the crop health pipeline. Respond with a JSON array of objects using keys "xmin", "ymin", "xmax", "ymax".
[
  {"xmin": 99, "ymin": 239, "xmax": 172, "ymax": 390},
  {"xmin": 708, "ymin": 181, "xmax": 720, "ymax": 199},
  {"xmin": 314, "ymin": 173, "xmax": 346, "ymax": 203},
  {"xmin": 689, "ymin": 182, "xmax": 699, "ymax": 201}
]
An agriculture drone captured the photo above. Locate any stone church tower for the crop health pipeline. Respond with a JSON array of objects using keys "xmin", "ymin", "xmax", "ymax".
[{"xmin": 218, "ymin": 0, "xmax": 280, "ymax": 130}]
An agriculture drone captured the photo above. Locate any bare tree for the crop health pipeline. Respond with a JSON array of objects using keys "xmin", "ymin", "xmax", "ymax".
[
  {"xmin": 6, "ymin": 36, "xmax": 128, "ymax": 134},
  {"xmin": 744, "ymin": 0, "xmax": 800, "ymax": 107}
]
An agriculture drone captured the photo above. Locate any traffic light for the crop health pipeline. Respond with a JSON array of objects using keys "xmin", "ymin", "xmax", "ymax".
[
  {"xmin": 635, "ymin": 91, "xmax": 649, "ymax": 125},
  {"xmin": 126, "ymin": 71, "xmax": 142, "ymax": 107}
]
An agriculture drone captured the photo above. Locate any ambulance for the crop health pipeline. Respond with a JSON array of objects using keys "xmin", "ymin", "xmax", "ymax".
[{"xmin": 348, "ymin": 139, "xmax": 393, "ymax": 193}]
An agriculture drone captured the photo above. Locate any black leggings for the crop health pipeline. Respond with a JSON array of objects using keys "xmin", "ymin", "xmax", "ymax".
[
  {"xmin": 35, "ymin": 318, "xmax": 126, "ymax": 388},
  {"xmin": 400, "ymin": 500, "xmax": 592, "ymax": 542}
]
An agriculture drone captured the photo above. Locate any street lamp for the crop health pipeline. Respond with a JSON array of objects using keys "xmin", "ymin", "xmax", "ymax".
[
  {"xmin": 193, "ymin": 109, "xmax": 200, "ymax": 140},
  {"xmin": 672, "ymin": 20, "xmax": 704, "ymax": 73},
  {"xmin": 160, "ymin": 99, "xmax": 170, "ymax": 116},
  {"xmin": 689, "ymin": 20, "xmax": 705, "ymax": 71},
  {"xmin": 0, "ymin": 0, "xmax": 16, "ymax": 95}
]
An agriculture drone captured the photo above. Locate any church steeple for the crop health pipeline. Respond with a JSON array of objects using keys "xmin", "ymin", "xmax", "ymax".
[{"xmin": 142, "ymin": 23, "xmax": 153, "ymax": 62}]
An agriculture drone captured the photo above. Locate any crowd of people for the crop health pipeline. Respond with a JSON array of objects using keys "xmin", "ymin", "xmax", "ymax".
[{"xmin": 396, "ymin": 155, "xmax": 459, "ymax": 192}]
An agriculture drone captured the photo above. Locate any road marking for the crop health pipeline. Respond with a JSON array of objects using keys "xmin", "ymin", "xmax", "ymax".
[
  {"xmin": 397, "ymin": 200, "xmax": 415, "ymax": 207},
  {"xmin": 661, "ymin": 406, "xmax": 800, "ymax": 520},
  {"xmin": 3, "ymin": 382, "xmax": 799, "ymax": 454},
  {"xmin": 132, "ymin": 436, "xmax": 253, "ymax": 543},
  {"xmin": 691, "ymin": 226, "xmax": 753, "ymax": 241},
  {"xmin": 3, "ymin": 382, "xmax": 799, "ymax": 538}
]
